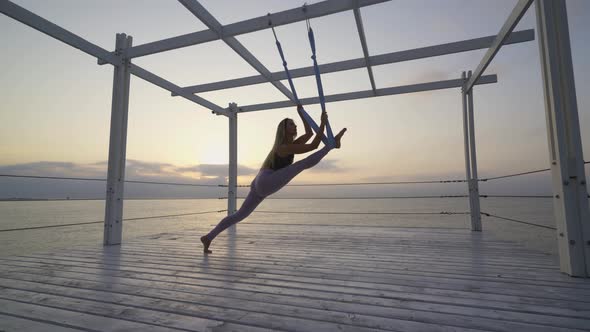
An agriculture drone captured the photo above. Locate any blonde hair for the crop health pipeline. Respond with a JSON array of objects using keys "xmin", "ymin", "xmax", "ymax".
[{"xmin": 261, "ymin": 118, "xmax": 291, "ymax": 169}]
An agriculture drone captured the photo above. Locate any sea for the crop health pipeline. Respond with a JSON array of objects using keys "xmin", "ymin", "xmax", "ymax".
[{"xmin": 0, "ymin": 197, "xmax": 562, "ymax": 258}]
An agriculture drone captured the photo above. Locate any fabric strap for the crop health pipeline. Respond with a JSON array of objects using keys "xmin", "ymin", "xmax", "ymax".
[{"xmin": 271, "ymin": 24, "xmax": 335, "ymax": 147}]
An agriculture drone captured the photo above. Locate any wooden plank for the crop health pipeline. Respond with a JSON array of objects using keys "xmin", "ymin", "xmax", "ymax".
[
  {"xmin": 42, "ymin": 247, "xmax": 584, "ymax": 289},
  {"xmin": 1, "ymin": 254, "xmax": 575, "ymax": 297},
  {"xmin": 103, "ymin": 244, "xmax": 565, "ymax": 280},
  {"xmin": 15, "ymin": 250, "xmax": 587, "ymax": 294},
  {"xmin": 53, "ymin": 238, "xmax": 560, "ymax": 268},
  {"xmin": 2, "ymin": 222, "xmax": 589, "ymax": 331},
  {"xmin": 0, "ymin": 287, "xmax": 275, "ymax": 332},
  {"xmin": 1, "ymin": 274, "xmax": 587, "ymax": 332},
  {"xmin": 0, "ymin": 313, "xmax": 85, "ymax": 332},
  {"xmin": 26, "ymin": 250, "xmax": 588, "ymax": 294},
  {"xmin": 122, "ymin": 236, "xmax": 559, "ymax": 266},
  {"xmin": 2, "ymin": 260, "xmax": 589, "ymax": 316},
  {"xmin": 0, "ymin": 258, "xmax": 569, "ymax": 300},
  {"xmin": 0, "ymin": 279, "xmax": 445, "ymax": 332},
  {"xmin": 189, "ymin": 227, "xmax": 554, "ymax": 254},
  {"xmin": 0, "ymin": 298, "xmax": 183, "ymax": 332},
  {"xmin": 37, "ymin": 231, "xmax": 573, "ymax": 284}
]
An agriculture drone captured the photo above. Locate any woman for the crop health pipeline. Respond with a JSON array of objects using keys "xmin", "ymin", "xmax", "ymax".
[{"xmin": 201, "ymin": 106, "xmax": 346, "ymax": 253}]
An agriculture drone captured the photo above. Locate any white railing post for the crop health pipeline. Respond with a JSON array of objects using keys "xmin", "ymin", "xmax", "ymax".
[
  {"xmin": 227, "ymin": 103, "xmax": 238, "ymax": 216},
  {"xmin": 461, "ymin": 72, "xmax": 473, "ymax": 229},
  {"xmin": 467, "ymin": 71, "xmax": 482, "ymax": 231},
  {"xmin": 104, "ymin": 33, "xmax": 132, "ymax": 246},
  {"xmin": 462, "ymin": 71, "xmax": 482, "ymax": 231},
  {"xmin": 536, "ymin": 0, "xmax": 590, "ymax": 277}
]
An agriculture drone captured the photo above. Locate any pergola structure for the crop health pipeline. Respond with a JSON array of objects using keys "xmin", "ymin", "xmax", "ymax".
[{"xmin": 1, "ymin": 0, "xmax": 588, "ymax": 277}]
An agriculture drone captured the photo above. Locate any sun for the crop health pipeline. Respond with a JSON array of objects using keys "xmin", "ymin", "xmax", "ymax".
[{"xmin": 198, "ymin": 146, "xmax": 227, "ymax": 165}]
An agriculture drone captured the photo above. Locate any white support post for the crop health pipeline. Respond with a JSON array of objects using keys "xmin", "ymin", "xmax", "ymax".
[
  {"xmin": 461, "ymin": 72, "xmax": 474, "ymax": 229},
  {"xmin": 462, "ymin": 71, "xmax": 482, "ymax": 232},
  {"xmin": 104, "ymin": 33, "xmax": 132, "ymax": 246},
  {"xmin": 536, "ymin": 0, "xmax": 590, "ymax": 277},
  {"xmin": 227, "ymin": 103, "xmax": 238, "ymax": 216},
  {"xmin": 467, "ymin": 71, "xmax": 482, "ymax": 231}
]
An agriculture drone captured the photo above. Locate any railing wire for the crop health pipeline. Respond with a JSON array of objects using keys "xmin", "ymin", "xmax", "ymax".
[
  {"xmin": 3, "ymin": 160, "xmax": 588, "ymax": 189},
  {"xmin": 480, "ymin": 212, "xmax": 557, "ymax": 230},
  {"xmin": 479, "ymin": 168, "xmax": 550, "ymax": 181},
  {"xmin": 223, "ymin": 195, "xmax": 468, "ymax": 200},
  {"xmin": 232, "ymin": 179, "xmax": 467, "ymax": 188},
  {"xmin": 0, "ymin": 174, "xmax": 221, "ymax": 187},
  {"xmin": 0, "ymin": 210, "xmax": 226, "ymax": 233},
  {"xmin": 253, "ymin": 210, "xmax": 469, "ymax": 216}
]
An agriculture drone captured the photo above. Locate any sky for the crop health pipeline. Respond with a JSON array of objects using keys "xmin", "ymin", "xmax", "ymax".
[{"xmin": 0, "ymin": 0, "xmax": 589, "ymax": 199}]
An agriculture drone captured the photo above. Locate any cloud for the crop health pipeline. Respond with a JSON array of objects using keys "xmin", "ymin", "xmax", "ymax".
[
  {"xmin": 0, "ymin": 160, "xmax": 257, "ymax": 186},
  {"xmin": 0, "ymin": 159, "xmax": 255, "ymax": 199},
  {"xmin": 306, "ymin": 159, "xmax": 344, "ymax": 173},
  {"xmin": 175, "ymin": 163, "xmax": 258, "ymax": 177},
  {"xmin": 0, "ymin": 161, "xmax": 105, "ymax": 178},
  {"xmin": 411, "ymin": 69, "xmax": 452, "ymax": 84}
]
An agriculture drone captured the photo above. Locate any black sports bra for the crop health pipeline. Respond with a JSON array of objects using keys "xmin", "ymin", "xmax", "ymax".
[{"xmin": 271, "ymin": 152, "xmax": 294, "ymax": 170}]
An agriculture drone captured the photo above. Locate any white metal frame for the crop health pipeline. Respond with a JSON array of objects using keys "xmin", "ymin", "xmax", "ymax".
[{"xmin": 2, "ymin": 0, "xmax": 587, "ymax": 276}]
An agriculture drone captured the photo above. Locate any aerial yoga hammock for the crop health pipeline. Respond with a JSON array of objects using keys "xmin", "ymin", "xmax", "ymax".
[
  {"xmin": 270, "ymin": 16, "xmax": 337, "ymax": 149},
  {"xmin": 200, "ymin": 13, "xmax": 346, "ymax": 254}
]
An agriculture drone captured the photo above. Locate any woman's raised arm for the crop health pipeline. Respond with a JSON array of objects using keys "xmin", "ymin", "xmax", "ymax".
[
  {"xmin": 293, "ymin": 104, "xmax": 313, "ymax": 144},
  {"xmin": 277, "ymin": 111, "xmax": 327, "ymax": 155}
]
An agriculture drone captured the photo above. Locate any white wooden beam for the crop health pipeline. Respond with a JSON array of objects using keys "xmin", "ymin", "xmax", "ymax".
[
  {"xmin": 536, "ymin": 0, "xmax": 590, "ymax": 277},
  {"xmin": 178, "ymin": 0, "xmax": 295, "ymax": 101},
  {"xmin": 128, "ymin": 64, "xmax": 228, "ymax": 116},
  {"xmin": 466, "ymin": 71, "xmax": 482, "ymax": 232},
  {"xmin": 353, "ymin": 5, "xmax": 377, "ymax": 93},
  {"xmin": 461, "ymin": 72, "xmax": 474, "ymax": 231},
  {"xmin": 104, "ymin": 34, "xmax": 132, "ymax": 246},
  {"xmin": 0, "ymin": 0, "xmax": 120, "ymax": 65},
  {"xmin": 238, "ymin": 75, "xmax": 497, "ymax": 112},
  {"xmin": 464, "ymin": 0, "xmax": 534, "ymax": 92},
  {"xmin": 0, "ymin": 0, "xmax": 225, "ymax": 116},
  {"xmin": 125, "ymin": 0, "xmax": 390, "ymax": 59},
  {"xmin": 178, "ymin": 30, "xmax": 534, "ymax": 94},
  {"xmin": 227, "ymin": 103, "xmax": 238, "ymax": 216}
]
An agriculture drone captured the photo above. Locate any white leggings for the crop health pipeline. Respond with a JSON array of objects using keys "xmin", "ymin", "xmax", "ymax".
[{"xmin": 205, "ymin": 146, "xmax": 331, "ymax": 241}]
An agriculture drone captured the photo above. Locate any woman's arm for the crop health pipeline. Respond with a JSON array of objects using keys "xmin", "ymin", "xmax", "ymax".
[
  {"xmin": 293, "ymin": 105, "xmax": 313, "ymax": 144},
  {"xmin": 277, "ymin": 112, "xmax": 327, "ymax": 155}
]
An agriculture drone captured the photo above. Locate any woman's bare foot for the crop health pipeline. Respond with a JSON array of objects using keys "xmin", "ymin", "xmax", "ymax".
[
  {"xmin": 335, "ymin": 128, "xmax": 347, "ymax": 148},
  {"xmin": 200, "ymin": 236, "xmax": 212, "ymax": 254}
]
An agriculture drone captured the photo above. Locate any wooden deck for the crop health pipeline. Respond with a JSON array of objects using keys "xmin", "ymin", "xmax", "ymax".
[{"xmin": 0, "ymin": 221, "xmax": 589, "ymax": 332}]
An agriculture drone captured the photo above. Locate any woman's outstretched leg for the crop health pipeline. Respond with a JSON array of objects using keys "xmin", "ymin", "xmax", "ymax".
[
  {"xmin": 256, "ymin": 128, "xmax": 346, "ymax": 197},
  {"xmin": 201, "ymin": 189, "xmax": 263, "ymax": 253},
  {"xmin": 256, "ymin": 146, "xmax": 330, "ymax": 197}
]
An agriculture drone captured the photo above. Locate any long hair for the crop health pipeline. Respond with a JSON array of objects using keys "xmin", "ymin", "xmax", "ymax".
[{"xmin": 261, "ymin": 118, "xmax": 291, "ymax": 169}]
